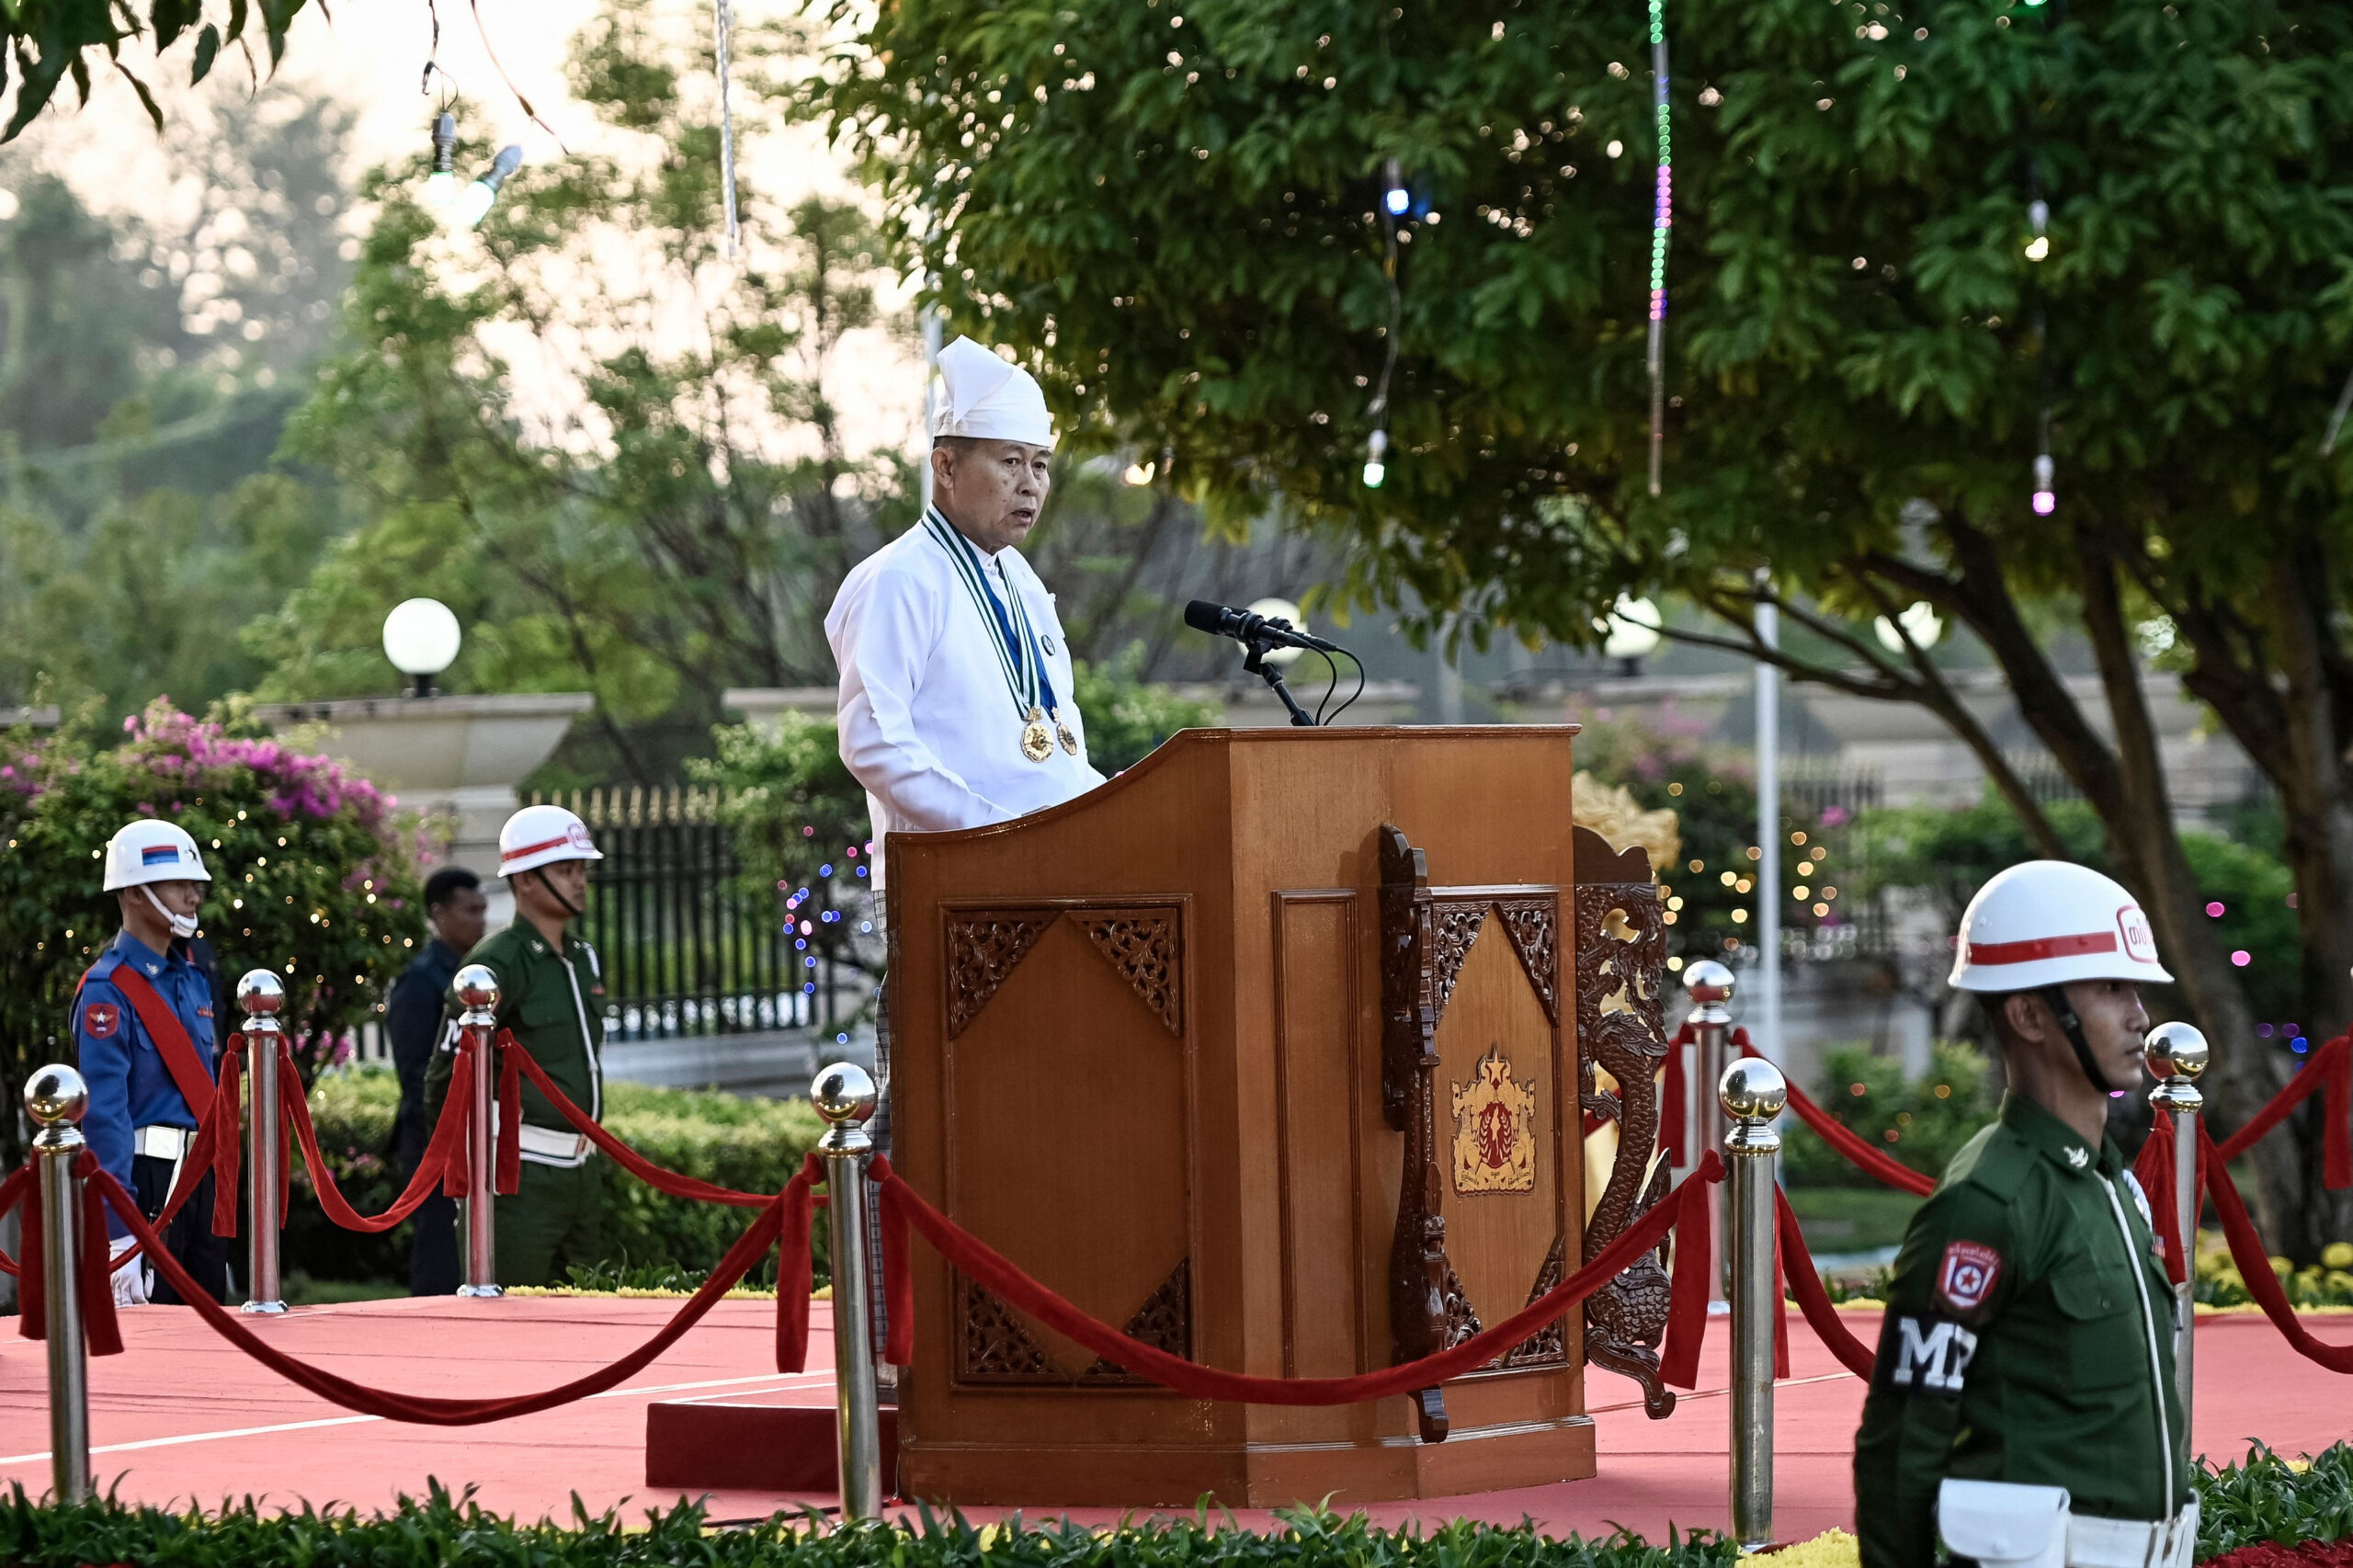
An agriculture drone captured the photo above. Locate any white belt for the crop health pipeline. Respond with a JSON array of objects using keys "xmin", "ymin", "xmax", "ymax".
[
  {"xmin": 2068, "ymin": 1504, "xmax": 2200, "ymax": 1568},
  {"xmin": 517, "ymin": 1124, "xmax": 592, "ymax": 1162},
  {"xmin": 133, "ymin": 1125, "xmax": 195, "ymax": 1161}
]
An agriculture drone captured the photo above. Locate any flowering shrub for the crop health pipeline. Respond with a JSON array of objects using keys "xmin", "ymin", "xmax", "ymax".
[{"xmin": 0, "ymin": 699, "xmax": 426, "ymax": 1154}]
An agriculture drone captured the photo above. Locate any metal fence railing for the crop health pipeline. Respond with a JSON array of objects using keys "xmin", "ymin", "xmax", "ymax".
[{"xmin": 529, "ymin": 787, "xmax": 858, "ymax": 1042}]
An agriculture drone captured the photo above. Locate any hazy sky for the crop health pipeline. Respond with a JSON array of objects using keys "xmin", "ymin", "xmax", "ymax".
[{"xmin": 11, "ymin": 0, "xmax": 925, "ymax": 460}]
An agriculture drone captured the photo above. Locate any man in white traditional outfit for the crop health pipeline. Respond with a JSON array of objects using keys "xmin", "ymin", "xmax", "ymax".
[
  {"xmin": 825, "ymin": 337, "xmax": 1107, "ymax": 1369},
  {"xmin": 827, "ymin": 335, "xmax": 1107, "ymax": 881}
]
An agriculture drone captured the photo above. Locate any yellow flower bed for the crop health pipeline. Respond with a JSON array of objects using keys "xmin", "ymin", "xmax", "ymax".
[{"xmin": 1751, "ymin": 1528, "xmax": 1859, "ymax": 1567}]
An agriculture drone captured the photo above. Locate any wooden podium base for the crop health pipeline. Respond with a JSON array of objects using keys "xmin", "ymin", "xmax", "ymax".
[{"xmin": 898, "ymin": 1415, "xmax": 1596, "ymax": 1508}]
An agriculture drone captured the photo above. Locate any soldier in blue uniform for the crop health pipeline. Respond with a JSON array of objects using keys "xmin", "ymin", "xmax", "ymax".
[{"xmin": 73, "ymin": 819, "xmax": 229, "ymax": 1307}]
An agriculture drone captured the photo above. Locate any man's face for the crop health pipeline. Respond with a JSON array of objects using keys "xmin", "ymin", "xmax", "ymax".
[
  {"xmin": 150, "ymin": 880, "xmax": 203, "ymax": 918},
  {"xmin": 430, "ymin": 884, "xmax": 490, "ymax": 954},
  {"xmin": 931, "ymin": 438, "xmax": 1053, "ymax": 553},
  {"xmin": 515, "ymin": 858, "xmax": 591, "ymax": 924},
  {"xmin": 2063, "ymin": 977, "xmax": 2152, "ymax": 1092}
]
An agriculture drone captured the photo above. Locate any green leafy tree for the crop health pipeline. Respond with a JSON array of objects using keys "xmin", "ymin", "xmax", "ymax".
[
  {"xmin": 813, "ymin": 0, "xmax": 2353, "ymax": 1254},
  {"xmin": 1780, "ymin": 1040, "xmax": 1996, "ymax": 1190},
  {"xmin": 0, "ymin": 89, "xmax": 355, "ymax": 715},
  {"xmin": 250, "ymin": 2, "xmax": 911, "ymax": 781},
  {"xmin": 0, "ymin": 699, "xmax": 426, "ymax": 1161}
]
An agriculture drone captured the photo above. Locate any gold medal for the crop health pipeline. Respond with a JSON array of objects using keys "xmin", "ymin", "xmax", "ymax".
[
  {"xmin": 1056, "ymin": 717, "xmax": 1079, "ymax": 756},
  {"xmin": 1021, "ymin": 705, "xmax": 1054, "ymax": 763}
]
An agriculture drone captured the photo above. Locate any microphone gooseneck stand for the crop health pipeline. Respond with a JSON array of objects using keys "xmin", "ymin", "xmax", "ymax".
[{"xmin": 1244, "ymin": 634, "xmax": 1318, "ymax": 727}]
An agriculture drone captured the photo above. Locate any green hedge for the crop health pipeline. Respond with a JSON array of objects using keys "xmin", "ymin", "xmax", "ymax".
[
  {"xmin": 0, "ymin": 1487, "xmax": 1733, "ymax": 1567},
  {"xmin": 288, "ymin": 1067, "xmax": 827, "ymax": 1289},
  {"xmin": 2, "ymin": 1447, "xmax": 2350, "ymax": 1563}
]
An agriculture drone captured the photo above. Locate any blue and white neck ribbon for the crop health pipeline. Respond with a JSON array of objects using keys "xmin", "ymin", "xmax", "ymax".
[{"xmin": 923, "ymin": 507, "xmax": 1060, "ymax": 726}]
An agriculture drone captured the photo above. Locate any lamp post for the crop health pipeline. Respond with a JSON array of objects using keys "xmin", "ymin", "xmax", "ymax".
[{"xmin": 382, "ymin": 598, "xmax": 461, "ymax": 699}]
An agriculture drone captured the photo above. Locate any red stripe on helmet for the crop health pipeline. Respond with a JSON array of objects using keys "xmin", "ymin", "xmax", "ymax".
[
  {"xmin": 1964, "ymin": 930, "xmax": 2120, "ymax": 966},
  {"xmin": 500, "ymin": 833, "xmax": 576, "ymax": 867}
]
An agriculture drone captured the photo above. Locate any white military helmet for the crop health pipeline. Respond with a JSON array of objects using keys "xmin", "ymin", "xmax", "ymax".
[
  {"xmin": 102, "ymin": 820, "xmax": 210, "ymax": 892},
  {"xmin": 1949, "ymin": 859, "xmax": 2172, "ymax": 993},
  {"xmin": 497, "ymin": 804, "xmax": 603, "ymax": 878}
]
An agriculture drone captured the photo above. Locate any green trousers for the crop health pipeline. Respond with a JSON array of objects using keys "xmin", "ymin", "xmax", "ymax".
[{"xmin": 495, "ymin": 1156, "xmax": 607, "ymax": 1287}]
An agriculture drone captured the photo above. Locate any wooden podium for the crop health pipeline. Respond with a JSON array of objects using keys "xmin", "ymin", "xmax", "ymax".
[{"xmin": 882, "ymin": 727, "xmax": 1676, "ymax": 1506}]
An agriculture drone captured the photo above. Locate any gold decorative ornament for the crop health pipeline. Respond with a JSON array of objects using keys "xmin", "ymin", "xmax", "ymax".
[
  {"xmin": 1449, "ymin": 1043, "xmax": 1539, "ymax": 1195},
  {"xmin": 1022, "ymin": 707, "xmax": 1054, "ymax": 763}
]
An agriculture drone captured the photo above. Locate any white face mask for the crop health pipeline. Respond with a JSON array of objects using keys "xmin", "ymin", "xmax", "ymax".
[{"xmin": 142, "ymin": 885, "xmax": 199, "ymax": 941}]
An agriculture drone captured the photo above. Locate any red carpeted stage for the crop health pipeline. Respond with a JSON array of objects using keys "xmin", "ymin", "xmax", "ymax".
[{"xmin": 0, "ymin": 1297, "xmax": 2346, "ymax": 1535}]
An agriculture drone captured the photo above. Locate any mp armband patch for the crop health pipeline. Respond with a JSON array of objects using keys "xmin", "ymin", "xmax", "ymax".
[{"xmin": 1875, "ymin": 1312, "xmax": 1979, "ymax": 1398}]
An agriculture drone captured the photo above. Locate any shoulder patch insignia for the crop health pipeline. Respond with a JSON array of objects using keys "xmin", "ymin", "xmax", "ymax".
[
  {"xmin": 1935, "ymin": 1240, "xmax": 2003, "ymax": 1314},
  {"xmin": 82, "ymin": 1003, "xmax": 119, "ymax": 1040}
]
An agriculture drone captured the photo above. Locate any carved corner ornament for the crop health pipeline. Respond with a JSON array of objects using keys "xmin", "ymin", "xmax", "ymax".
[
  {"xmin": 945, "ymin": 905, "xmax": 1185, "ymax": 1039},
  {"xmin": 1571, "ymin": 825, "xmax": 1678, "ymax": 1419}
]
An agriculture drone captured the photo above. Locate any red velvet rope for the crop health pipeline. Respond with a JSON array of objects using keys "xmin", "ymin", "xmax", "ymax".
[
  {"xmin": 1734, "ymin": 1030, "xmax": 1938, "ymax": 1197},
  {"xmin": 500, "ymin": 1037, "xmax": 775, "ymax": 1209},
  {"xmin": 91, "ymin": 1161, "xmax": 824, "ymax": 1422},
  {"xmin": 18, "ymin": 1151, "xmax": 123, "ymax": 1358},
  {"xmin": 2211, "ymin": 1032, "xmax": 2353, "ymax": 1184},
  {"xmin": 1661, "ymin": 1020, "xmax": 1693, "ymax": 1165},
  {"xmin": 870, "ymin": 1149, "xmax": 1726, "ymax": 1405},
  {"xmin": 1776, "ymin": 1185, "xmax": 1877, "ymax": 1379},
  {"xmin": 2199, "ymin": 1121, "xmax": 2353, "ymax": 1373},
  {"xmin": 281, "ymin": 1038, "xmax": 476, "ymax": 1233}
]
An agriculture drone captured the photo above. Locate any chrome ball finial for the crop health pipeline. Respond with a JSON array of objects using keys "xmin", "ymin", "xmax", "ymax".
[
  {"xmin": 1685, "ymin": 957, "xmax": 1736, "ymax": 1023},
  {"xmin": 2143, "ymin": 1021, "xmax": 2210, "ymax": 1083},
  {"xmin": 24, "ymin": 1064, "xmax": 87, "ymax": 1127},
  {"xmin": 454, "ymin": 963, "xmax": 501, "ymax": 1015},
  {"xmin": 811, "ymin": 1062, "xmax": 879, "ymax": 1127},
  {"xmin": 236, "ymin": 969, "xmax": 286, "ymax": 1018},
  {"xmin": 1718, "ymin": 1057, "xmax": 1788, "ymax": 1123}
]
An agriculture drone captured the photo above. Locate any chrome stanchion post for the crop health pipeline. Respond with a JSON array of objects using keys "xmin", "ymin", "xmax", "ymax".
[
  {"xmin": 1721, "ymin": 1055, "xmax": 1787, "ymax": 1551},
  {"xmin": 2144, "ymin": 1022, "xmax": 2207, "ymax": 1423},
  {"xmin": 238, "ymin": 971, "xmax": 288, "ymax": 1315},
  {"xmin": 813, "ymin": 1061, "xmax": 881, "ymax": 1521},
  {"xmin": 454, "ymin": 964, "xmax": 503, "ymax": 1298},
  {"xmin": 1686, "ymin": 959, "xmax": 1736, "ymax": 1304},
  {"xmin": 25, "ymin": 1064, "xmax": 91, "ymax": 1503}
]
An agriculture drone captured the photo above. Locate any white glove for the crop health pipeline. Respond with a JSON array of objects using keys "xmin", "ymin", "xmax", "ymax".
[{"xmin": 108, "ymin": 1236, "xmax": 149, "ymax": 1307}]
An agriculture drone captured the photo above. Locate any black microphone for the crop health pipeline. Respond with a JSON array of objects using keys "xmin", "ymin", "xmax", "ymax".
[{"xmin": 1183, "ymin": 599, "xmax": 1340, "ymax": 653}]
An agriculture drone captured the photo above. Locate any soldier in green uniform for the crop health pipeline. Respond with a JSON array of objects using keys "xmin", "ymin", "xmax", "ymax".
[
  {"xmin": 1855, "ymin": 859, "xmax": 2196, "ymax": 1568},
  {"xmin": 424, "ymin": 804, "xmax": 609, "ymax": 1287}
]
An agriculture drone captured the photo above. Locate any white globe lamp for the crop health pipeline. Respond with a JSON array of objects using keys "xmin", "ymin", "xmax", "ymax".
[
  {"xmin": 1873, "ymin": 600, "xmax": 1944, "ymax": 654},
  {"xmin": 383, "ymin": 598, "xmax": 462, "ymax": 698},
  {"xmin": 1245, "ymin": 597, "xmax": 1309, "ymax": 670},
  {"xmin": 1600, "ymin": 595, "xmax": 1664, "ymax": 670}
]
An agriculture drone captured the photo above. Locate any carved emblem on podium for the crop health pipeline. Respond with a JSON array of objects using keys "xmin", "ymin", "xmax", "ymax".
[{"xmin": 1449, "ymin": 1044, "xmax": 1538, "ymax": 1195}]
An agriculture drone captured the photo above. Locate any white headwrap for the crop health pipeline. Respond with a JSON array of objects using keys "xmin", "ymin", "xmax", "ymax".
[{"xmin": 932, "ymin": 336, "xmax": 1056, "ymax": 449}]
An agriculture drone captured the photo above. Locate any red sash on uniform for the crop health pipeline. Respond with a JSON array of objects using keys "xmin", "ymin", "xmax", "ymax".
[{"xmin": 86, "ymin": 964, "xmax": 216, "ymax": 1120}]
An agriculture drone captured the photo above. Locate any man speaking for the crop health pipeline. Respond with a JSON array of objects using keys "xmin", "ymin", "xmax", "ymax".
[
  {"xmin": 827, "ymin": 335, "xmax": 1106, "ymax": 881},
  {"xmin": 826, "ymin": 337, "xmax": 1106, "ymax": 1359}
]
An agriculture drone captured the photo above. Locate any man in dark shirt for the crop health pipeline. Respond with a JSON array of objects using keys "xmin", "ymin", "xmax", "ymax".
[{"xmin": 386, "ymin": 865, "xmax": 488, "ymax": 1295}]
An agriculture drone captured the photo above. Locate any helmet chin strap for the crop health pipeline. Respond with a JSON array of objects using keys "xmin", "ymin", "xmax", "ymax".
[
  {"xmin": 536, "ymin": 866, "xmax": 585, "ymax": 920},
  {"xmin": 2038, "ymin": 983, "xmax": 2111, "ymax": 1095},
  {"xmin": 142, "ymin": 885, "xmax": 199, "ymax": 941}
]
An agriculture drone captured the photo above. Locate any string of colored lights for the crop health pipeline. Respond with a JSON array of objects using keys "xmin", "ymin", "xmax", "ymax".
[
  {"xmin": 1646, "ymin": 0, "xmax": 1672, "ymax": 495},
  {"xmin": 714, "ymin": 0, "xmax": 740, "ymax": 258}
]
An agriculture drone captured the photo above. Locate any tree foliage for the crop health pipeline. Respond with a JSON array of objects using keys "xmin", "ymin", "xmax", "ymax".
[
  {"xmin": 815, "ymin": 0, "xmax": 2353, "ymax": 1254},
  {"xmin": 248, "ymin": 2, "xmax": 915, "ymax": 781}
]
